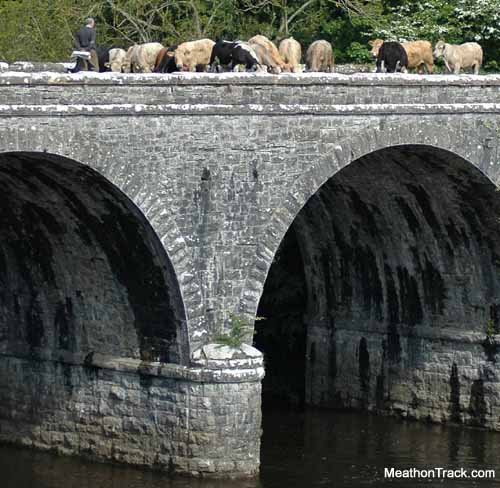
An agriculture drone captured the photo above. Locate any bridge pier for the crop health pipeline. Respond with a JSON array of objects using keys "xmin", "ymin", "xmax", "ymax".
[{"xmin": 0, "ymin": 346, "xmax": 263, "ymax": 477}]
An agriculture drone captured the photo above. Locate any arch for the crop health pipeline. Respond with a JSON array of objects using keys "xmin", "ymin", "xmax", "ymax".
[
  {"xmin": 253, "ymin": 142, "xmax": 500, "ymax": 415},
  {"xmin": 0, "ymin": 151, "xmax": 189, "ymax": 364},
  {"xmin": 240, "ymin": 121, "xmax": 496, "ymax": 320}
]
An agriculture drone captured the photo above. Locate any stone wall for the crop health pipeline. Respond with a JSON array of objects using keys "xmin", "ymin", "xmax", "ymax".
[{"xmin": 0, "ymin": 345, "xmax": 263, "ymax": 477}]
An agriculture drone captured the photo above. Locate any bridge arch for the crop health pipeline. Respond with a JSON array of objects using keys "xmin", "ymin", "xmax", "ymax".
[
  {"xmin": 252, "ymin": 140, "xmax": 500, "ymax": 416},
  {"xmin": 0, "ymin": 151, "xmax": 189, "ymax": 364},
  {"xmin": 242, "ymin": 120, "xmax": 496, "ymax": 319}
]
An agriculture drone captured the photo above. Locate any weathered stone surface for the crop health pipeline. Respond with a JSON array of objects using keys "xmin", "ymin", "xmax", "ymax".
[
  {"xmin": 0, "ymin": 353, "xmax": 262, "ymax": 477},
  {"xmin": 0, "ymin": 72, "xmax": 499, "ymax": 476}
]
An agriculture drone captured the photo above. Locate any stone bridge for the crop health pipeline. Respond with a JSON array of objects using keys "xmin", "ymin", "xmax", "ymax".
[{"xmin": 0, "ymin": 71, "xmax": 500, "ymax": 477}]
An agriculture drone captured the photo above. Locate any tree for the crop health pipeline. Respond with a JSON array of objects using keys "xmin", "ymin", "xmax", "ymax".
[{"xmin": 0, "ymin": 0, "xmax": 96, "ymax": 62}]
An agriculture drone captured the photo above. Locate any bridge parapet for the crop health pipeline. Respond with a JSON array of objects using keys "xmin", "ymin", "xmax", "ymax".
[{"xmin": 1, "ymin": 72, "xmax": 500, "ymax": 109}]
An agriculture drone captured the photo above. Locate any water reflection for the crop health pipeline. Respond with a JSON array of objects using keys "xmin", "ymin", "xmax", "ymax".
[
  {"xmin": 261, "ymin": 409, "xmax": 500, "ymax": 487},
  {"xmin": 2, "ymin": 409, "xmax": 500, "ymax": 487}
]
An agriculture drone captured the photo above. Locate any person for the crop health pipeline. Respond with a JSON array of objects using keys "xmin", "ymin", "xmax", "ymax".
[{"xmin": 74, "ymin": 18, "xmax": 98, "ymax": 71}]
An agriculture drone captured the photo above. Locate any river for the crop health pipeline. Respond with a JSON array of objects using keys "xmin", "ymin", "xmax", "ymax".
[{"xmin": 2, "ymin": 409, "xmax": 500, "ymax": 487}]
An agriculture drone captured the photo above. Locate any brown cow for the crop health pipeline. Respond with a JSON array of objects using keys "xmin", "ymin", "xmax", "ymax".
[
  {"xmin": 279, "ymin": 37, "xmax": 302, "ymax": 73},
  {"xmin": 370, "ymin": 38, "xmax": 433, "ymax": 73},
  {"xmin": 306, "ymin": 40, "xmax": 334, "ymax": 72},
  {"xmin": 249, "ymin": 35, "xmax": 287, "ymax": 74},
  {"xmin": 175, "ymin": 39, "xmax": 215, "ymax": 72},
  {"xmin": 154, "ymin": 45, "xmax": 178, "ymax": 73}
]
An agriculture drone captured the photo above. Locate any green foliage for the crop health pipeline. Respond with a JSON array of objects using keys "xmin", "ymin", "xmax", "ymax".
[
  {"xmin": 345, "ymin": 41, "xmax": 372, "ymax": 64},
  {"xmin": 486, "ymin": 318, "xmax": 496, "ymax": 339},
  {"xmin": 0, "ymin": 0, "xmax": 93, "ymax": 62},
  {"xmin": 214, "ymin": 313, "xmax": 265, "ymax": 348},
  {"xmin": 0, "ymin": 0, "xmax": 499, "ymax": 68}
]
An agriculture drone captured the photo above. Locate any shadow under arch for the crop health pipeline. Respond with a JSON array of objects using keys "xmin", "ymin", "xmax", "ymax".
[
  {"xmin": 254, "ymin": 144, "xmax": 500, "ymax": 415},
  {"xmin": 0, "ymin": 151, "xmax": 189, "ymax": 365},
  {"xmin": 240, "ymin": 118, "xmax": 495, "ymax": 320}
]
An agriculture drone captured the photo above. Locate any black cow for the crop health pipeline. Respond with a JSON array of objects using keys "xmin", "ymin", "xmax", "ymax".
[
  {"xmin": 210, "ymin": 40, "xmax": 260, "ymax": 72},
  {"xmin": 96, "ymin": 46, "xmax": 110, "ymax": 72},
  {"xmin": 210, "ymin": 40, "xmax": 235, "ymax": 71},
  {"xmin": 155, "ymin": 45, "xmax": 178, "ymax": 73},
  {"xmin": 376, "ymin": 41, "xmax": 408, "ymax": 73}
]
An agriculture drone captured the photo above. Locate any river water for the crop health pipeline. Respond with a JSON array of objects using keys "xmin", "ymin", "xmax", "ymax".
[{"xmin": 2, "ymin": 409, "xmax": 500, "ymax": 487}]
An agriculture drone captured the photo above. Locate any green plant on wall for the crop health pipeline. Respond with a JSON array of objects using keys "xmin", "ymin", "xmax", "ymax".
[
  {"xmin": 486, "ymin": 318, "xmax": 496, "ymax": 339},
  {"xmin": 215, "ymin": 313, "xmax": 265, "ymax": 347}
]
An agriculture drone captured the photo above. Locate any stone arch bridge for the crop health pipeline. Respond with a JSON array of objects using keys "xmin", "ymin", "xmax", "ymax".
[{"xmin": 0, "ymin": 71, "xmax": 500, "ymax": 477}]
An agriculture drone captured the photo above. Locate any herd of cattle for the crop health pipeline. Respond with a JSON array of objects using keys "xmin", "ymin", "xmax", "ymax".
[{"xmin": 85, "ymin": 35, "xmax": 484, "ymax": 76}]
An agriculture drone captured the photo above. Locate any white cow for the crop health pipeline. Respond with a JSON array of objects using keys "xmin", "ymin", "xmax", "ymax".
[
  {"xmin": 106, "ymin": 48, "xmax": 127, "ymax": 72},
  {"xmin": 131, "ymin": 42, "xmax": 164, "ymax": 73},
  {"xmin": 433, "ymin": 41, "xmax": 483, "ymax": 75}
]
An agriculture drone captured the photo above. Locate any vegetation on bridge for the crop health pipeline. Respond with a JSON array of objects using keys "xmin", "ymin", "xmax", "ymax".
[{"xmin": 0, "ymin": 0, "xmax": 499, "ymax": 70}]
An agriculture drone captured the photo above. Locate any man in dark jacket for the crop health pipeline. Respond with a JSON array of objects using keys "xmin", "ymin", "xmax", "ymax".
[{"xmin": 74, "ymin": 18, "xmax": 98, "ymax": 71}]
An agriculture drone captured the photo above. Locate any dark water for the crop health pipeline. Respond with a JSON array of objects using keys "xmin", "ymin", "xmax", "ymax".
[{"xmin": 2, "ymin": 410, "xmax": 500, "ymax": 487}]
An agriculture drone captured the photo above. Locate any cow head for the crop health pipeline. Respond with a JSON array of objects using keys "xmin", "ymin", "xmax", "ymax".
[
  {"xmin": 175, "ymin": 47, "xmax": 190, "ymax": 71},
  {"xmin": 121, "ymin": 61, "xmax": 131, "ymax": 73},
  {"xmin": 433, "ymin": 40, "xmax": 446, "ymax": 59},
  {"xmin": 369, "ymin": 39, "xmax": 384, "ymax": 59}
]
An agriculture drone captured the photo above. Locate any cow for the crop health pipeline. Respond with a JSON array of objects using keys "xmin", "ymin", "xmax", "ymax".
[
  {"xmin": 232, "ymin": 42, "xmax": 261, "ymax": 71},
  {"xmin": 248, "ymin": 35, "xmax": 286, "ymax": 74},
  {"xmin": 106, "ymin": 48, "xmax": 127, "ymax": 72},
  {"xmin": 96, "ymin": 46, "xmax": 111, "ymax": 72},
  {"xmin": 121, "ymin": 45, "xmax": 138, "ymax": 73},
  {"xmin": 210, "ymin": 40, "xmax": 261, "ymax": 72},
  {"xmin": 131, "ymin": 42, "xmax": 163, "ymax": 73},
  {"xmin": 279, "ymin": 37, "xmax": 302, "ymax": 73},
  {"xmin": 433, "ymin": 41, "xmax": 483, "ymax": 75},
  {"xmin": 306, "ymin": 40, "xmax": 334, "ymax": 72},
  {"xmin": 370, "ymin": 38, "xmax": 433, "ymax": 73},
  {"xmin": 210, "ymin": 40, "xmax": 236, "ymax": 70},
  {"xmin": 154, "ymin": 45, "xmax": 178, "ymax": 73},
  {"xmin": 375, "ymin": 41, "xmax": 408, "ymax": 73},
  {"xmin": 175, "ymin": 39, "xmax": 215, "ymax": 72}
]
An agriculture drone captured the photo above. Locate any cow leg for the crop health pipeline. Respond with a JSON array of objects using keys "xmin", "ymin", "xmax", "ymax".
[
  {"xmin": 444, "ymin": 60, "xmax": 452, "ymax": 73},
  {"xmin": 454, "ymin": 64, "xmax": 461, "ymax": 75},
  {"xmin": 474, "ymin": 63, "xmax": 480, "ymax": 75},
  {"xmin": 376, "ymin": 59, "xmax": 383, "ymax": 73},
  {"xmin": 426, "ymin": 62, "xmax": 433, "ymax": 74}
]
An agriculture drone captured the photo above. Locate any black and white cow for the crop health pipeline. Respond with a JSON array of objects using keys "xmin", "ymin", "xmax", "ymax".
[
  {"xmin": 376, "ymin": 41, "xmax": 408, "ymax": 73},
  {"xmin": 210, "ymin": 40, "xmax": 260, "ymax": 72}
]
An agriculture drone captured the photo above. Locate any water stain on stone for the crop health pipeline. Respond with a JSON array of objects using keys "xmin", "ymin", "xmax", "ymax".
[
  {"xmin": 395, "ymin": 197, "xmax": 421, "ymax": 235},
  {"xmin": 469, "ymin": 379, "xmax": 487, "ymax": 426},
  {"xmin": 54, "ymin": 298, "xmax": 76, "ymax": 352},
  {"xmin": 358, "ymin": 337, "xmax": 370, "ymax": 396},
  {"xmin": 384, "ymin": 264, "xmax": 399, "ymax": 326},
  {"xmin": 422, "ymin": 258, "xmax": 446, "ymax": 315},
  {"xmin": 449, "ymin": 362, "xmax": 461, "ymax": 422},
  {"xmin": 406, "ymin": 184, "xmax": 441, "ymax": 239},
  {"xmin": 348, "ymin": 189, "xmax": 379, "ymax": 238},
  {"xmin": 396, "ymin": 266, "xmax": 423, "ymax": 326},
  {"xmin": 355, "ymin": 246, "xmax": 383, "ymax": 320}
]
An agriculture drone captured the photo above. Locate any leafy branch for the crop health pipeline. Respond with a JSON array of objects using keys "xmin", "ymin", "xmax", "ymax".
[{"xmin": 214, "ymin": 313, "xmax": 265, "ymax": 347}]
